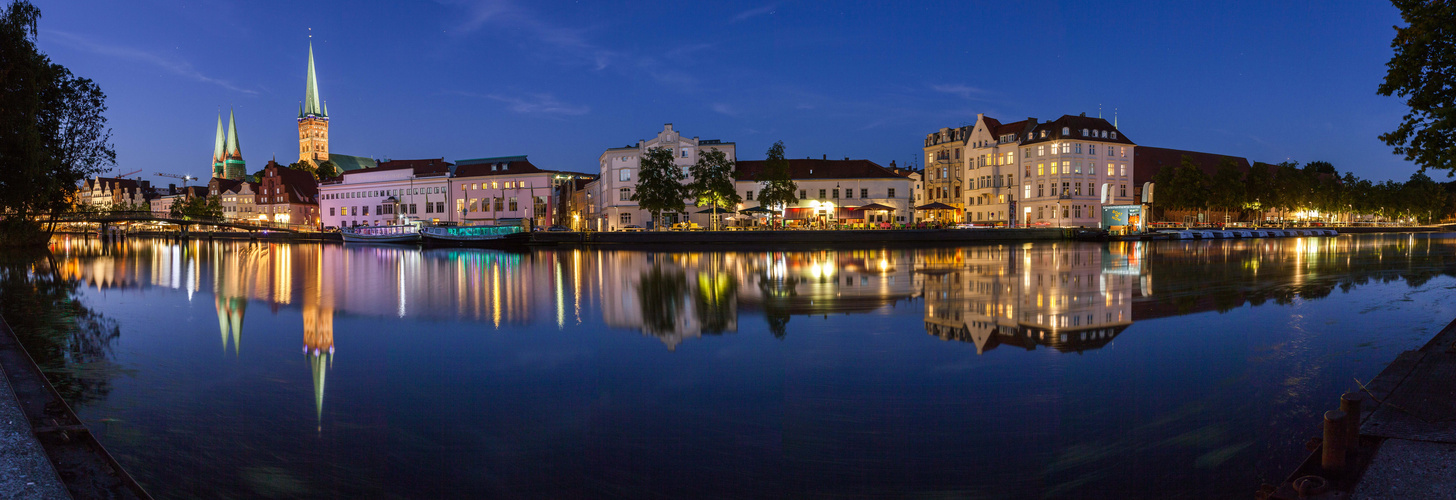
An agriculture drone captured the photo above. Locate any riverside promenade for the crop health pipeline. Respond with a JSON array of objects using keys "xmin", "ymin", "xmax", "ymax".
[
  {"xmin": 0, "ymin": 314, "xmax": 148, "ymax": 499},
  {"xmin": 1263, "ymin": 317, "xmax": 1456, "ymax": 499},
  {"xmin": 0, "ymin": 360, "xmax": 66, "ymax": 499}
]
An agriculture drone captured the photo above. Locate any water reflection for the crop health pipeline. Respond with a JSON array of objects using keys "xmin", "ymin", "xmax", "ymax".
[
  {"xmin": 50, "ymin": 235, "xmax": 1456, "ymax": 352},
  {"xmin": 26, "ymin": 234, "xmax": 1456, "ymax": 498},
  {"xmin": 43, "ymin": 234, "xmax": 1456, "ymax": 425}
]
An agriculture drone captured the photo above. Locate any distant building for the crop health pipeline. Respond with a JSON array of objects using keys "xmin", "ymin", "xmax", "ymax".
[
  {"xmin": 734, "ymin": 158, "xmax": 914, "ymax": 227},
  {"xmin": 319, "ymin": 158, "xmax": 452, "ymax": 228},
  {"xmin": 451, "ymin": 156, "xmax": 591, "ymax": 229},
  {"xmin": 561, "ymin": 176, "xmax": 599, "ymax": 230},
  {"xmin": 1133, "ymin": 146, "xmax": 1254, "ymax": 223},
  {"xmin": 208, "ymin": 177, "xmax": 260, "ymax": 220},
  {"xmin": 256, "ymin": 160, "xmax": 320, "ymax": 226},
  {"xmin": 597, "ymin": 124, "xmax": 736, "ymax": 230},
  {"xmin": 81, "ymin": 176, "xmax": 151, "ymax": 209},
  {"xmin": 149, "ymin": 185, "xmax": 208, "ymax": 214}
]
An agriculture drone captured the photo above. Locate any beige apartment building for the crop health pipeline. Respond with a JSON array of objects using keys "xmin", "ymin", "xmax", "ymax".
[
  {"xmin": 922, "ymin": 126, "xmax": 969, "ymax": 219},
  {"xmin": 925, "ymin": 113, "xmax": 1135, "ymax": 227}
]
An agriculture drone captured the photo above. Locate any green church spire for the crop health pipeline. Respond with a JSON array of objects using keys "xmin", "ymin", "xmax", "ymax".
[
  {"xmin": 225, "ymin": 109, "xmax": 242, "ymax": 158},
  {"xmin": 212, "ymin": 114, "xmax": 226, "ymax": 176},
  {"xmin": 223, "ymin": 109, "xmax": 246, "ymax": 180},
  {"xmin": 304, "ymin": 42, "xmax": 325, "ymax": 118}
]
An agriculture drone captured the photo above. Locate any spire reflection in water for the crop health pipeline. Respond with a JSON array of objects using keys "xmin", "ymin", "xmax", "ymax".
[{"xmin": 32, "ymin": 233, "xmax": 1456, "ymax": 499}]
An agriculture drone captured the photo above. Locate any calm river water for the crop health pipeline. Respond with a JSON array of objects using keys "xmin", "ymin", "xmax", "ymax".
[{"xmin": 4, "ymin": 233, "xmax": 1456, "ymax": 498}]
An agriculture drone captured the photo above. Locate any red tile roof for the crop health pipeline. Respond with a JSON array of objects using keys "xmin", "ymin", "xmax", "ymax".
[
  {"xmin": 1132, "ymin": 146, "xmax": 1251, "ymax": 185},
  {"xmin": 733, "ymin": 159, "xmax": 906, "ymax": 181}
]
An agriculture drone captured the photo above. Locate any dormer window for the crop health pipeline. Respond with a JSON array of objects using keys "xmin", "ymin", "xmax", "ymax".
[
  {"xmin": 1062, "ymin": 127, "xmax": 1070, "ymax": 135},
  {"xmin": 1040, "ymin": 130, "xmax": 1047, "ymax": 138},
  {"xmin": 1111, "ymin": 132, "xmax": 1118, "ymax": 139}
]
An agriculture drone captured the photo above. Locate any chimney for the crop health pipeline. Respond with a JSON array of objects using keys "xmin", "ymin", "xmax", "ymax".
[
  {"xmin": 890, "ymin": 160, "xmax": 897, "ymax": 168},
  {"xmin": 844, "ymin": 157, "xmax": 849, "ymax": 161}
]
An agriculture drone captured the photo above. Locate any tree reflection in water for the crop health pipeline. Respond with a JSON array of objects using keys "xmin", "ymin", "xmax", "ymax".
[
  {"xmin": 0, "ymin": 250, "xmax": 121, "ymax": 406},
  {"xmin": 693, "ymin": 271, "xmax": 738, "ymax": 335},
  {"xmin": 636, "ymin": 265, "xmax": 689, "ymax": 337}
]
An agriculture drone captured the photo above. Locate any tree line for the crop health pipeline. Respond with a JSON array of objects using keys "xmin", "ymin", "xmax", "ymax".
[{"xmin": 1151, "ymin": 156, "xmax": 1450, "ymax": 224}]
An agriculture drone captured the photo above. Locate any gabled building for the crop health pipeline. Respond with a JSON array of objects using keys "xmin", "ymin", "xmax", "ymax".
[
  {"xmin": 257, "ymin": 160, "xmax": 320, "ymax": 226},
  {"xmin": 209, "ymin": 177, "xmax": 260, "ymax": 220},
  {"xmin": 1017, "ymin": 114, "xmax": 1135, "ymax": 227},
  {"xmin": 922, "ymin": 125, "xmax": 970, "ymax": 217},
  {"xmin": 928, "ymin": 113, "xmax": 1135, "ymax": 227},
  {"xmin": 81, "ymin": 176, "xmax": 152, "ymax": 209}
]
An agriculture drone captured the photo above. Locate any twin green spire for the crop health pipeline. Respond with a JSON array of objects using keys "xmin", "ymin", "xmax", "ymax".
[{"xmin": 211, "ymin": 110, "xmax": 244, "ymax": 179}]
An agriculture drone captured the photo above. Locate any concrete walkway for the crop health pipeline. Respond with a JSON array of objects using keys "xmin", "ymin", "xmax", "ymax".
[
  {"xmin": 0, "ymin": 362, "xmax": 69, "ymax": 500},
  {"xmin": 1351, "ymin": 319, "xmax": 1456, "ymax": 499}
]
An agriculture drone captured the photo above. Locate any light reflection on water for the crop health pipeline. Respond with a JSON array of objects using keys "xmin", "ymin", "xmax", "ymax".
[{"xmin": 31, "ymin": 233, "xmax": 1456, "ymax": 498}]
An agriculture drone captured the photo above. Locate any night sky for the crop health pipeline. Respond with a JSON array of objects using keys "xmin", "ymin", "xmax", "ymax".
[{"xmin": 33, "ymin": 1, "xmax": 1421, "ymax": 182}]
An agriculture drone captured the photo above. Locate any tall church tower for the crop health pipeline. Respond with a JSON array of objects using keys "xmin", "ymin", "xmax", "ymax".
[
  {"xmin": 212, "ymin": 114, "xmax": 226, "ymax": 178},
  {"xmin": 223, "ymin": 110, "xmax": 246, "ymax": 180},
  {"xmin": 298, "ymin": 41, "xmax": 329, "ymax": 165}
]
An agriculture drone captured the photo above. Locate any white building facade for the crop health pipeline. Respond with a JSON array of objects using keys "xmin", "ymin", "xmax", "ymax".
[
  {"xmin": 318, "ymin": 159, "xmax": 452, "ymax": 228},
  {"xmin": 597, "ymin": 124, "xmax": 736, "ymax": 231},
  {"xmin": 734, "ymin": 159, "xmax": 915, "ymax": 227}
]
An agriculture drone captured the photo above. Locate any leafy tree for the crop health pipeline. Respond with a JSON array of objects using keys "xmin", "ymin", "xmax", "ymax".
[
  {"xmin": 317, "ymin": 160, "xmax": 340, "ymax": 179},
  {"xmin": 754, "ymin": 141, "xmax": 798, "ymax": 229},
  {"xmin": 687, "ymin": 148, "xmax": 741, "ymax": 231},
  {"xmin": 630, "ymin": 146, "xmax": 685, "ymax": 230},
  {"xmin": 1378, "ymin": 0, "xmax": 1456, "ymax": 174},
  {"xmin": 0, "ymin": 1, "xmax": 115, "ymax": 243},
  {"xmin": 288, "ymin": 161, "xmax": 318, "ymax": 180},
  {"xmin": 168, "ymin": 194, "xmax": 222, "ymax": 220},
  {"xmin": 1244, "ymin": 162, "xmax": 1274, "ymax": 219},
  {"xmin": 1208, "ymin": 157, "xmax": 1246, "ymax": 223},
  {"xmin": 1402, "ymin": 171, "xmax": 1448, "ymax": 223}
]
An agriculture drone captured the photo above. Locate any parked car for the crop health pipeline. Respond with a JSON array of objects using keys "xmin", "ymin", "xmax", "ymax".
[
  {"xmin": 547, "ymin": 225, "xmax": 570, "ymax": 232},
  {"xmin": 620, "ymin": 225, "xmax": 645, "ymax": 232}
]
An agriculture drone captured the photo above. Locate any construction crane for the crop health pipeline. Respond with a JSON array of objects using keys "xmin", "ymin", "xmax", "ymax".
[
  {"xmin": 155, "ymin": 173, "xmax": 199, "ymax": 187},
  {"xmin": 117, "ymin": 169, "xmax": 142, "ymax": 179}
]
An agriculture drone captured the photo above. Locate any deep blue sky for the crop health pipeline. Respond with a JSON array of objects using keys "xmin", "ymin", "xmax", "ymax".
[{"xmin": 34, "ymin": 1, "xmax": 1421, "ymax": 182}]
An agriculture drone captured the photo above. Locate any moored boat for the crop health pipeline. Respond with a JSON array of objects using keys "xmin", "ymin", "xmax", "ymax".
[
  {"xmin": 341, "ymin": 224, "xmax": 421, "ymax": 244},
  {"xmin": 421, "ymin": 225, "xmax": 526, "ymax": 247}
]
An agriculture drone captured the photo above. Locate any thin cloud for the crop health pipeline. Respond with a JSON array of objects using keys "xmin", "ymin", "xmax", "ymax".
[
  {"xmin": 931, "ymin": 83, "xmax": 987, "ymax": 100},
  {"xmin": 443, "ymin": 0, "xmax": 616, "ymax": 70},
  {"xmin": 443, "ymin": 0, "xmax": 699, "ymax": 90},
  {"xmin": 711, "ymin": 103, "xmax": 740, "ymax": 117},
  {"xmin": 457, "ymin": 91, "xmax": 589, "ymax": 116},
  {"xmin": 731, "ymin": 4, "xmax": 777, "ymax": 23},
  {"xmin": 43, "ymin": 30, "xmax": 257, "ymax": 94}
]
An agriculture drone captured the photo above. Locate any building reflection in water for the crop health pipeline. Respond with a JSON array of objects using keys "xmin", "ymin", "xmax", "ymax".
[
  {"xmin": 47, "ymin": 233, "xmax": 1456, "ymax": 429},
  {"xmin": 920, "ymin": 242, "xmax": 1137, "ymax": 354}
]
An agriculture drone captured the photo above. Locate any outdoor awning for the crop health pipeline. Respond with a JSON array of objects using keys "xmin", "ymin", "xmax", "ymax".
[
  {"xmin": 784, "ymin": 208, "xmax": 813, "ymax": 220},
  {"xmin": 697, "ymin": 207, "xmax": 735, "ymax": 214},
  {"xmin": 856, "ymin": 203, "xmax": 896, "ymax": 211},
  {"xmin": 914, "ymin": 202, "xmax": 958, "ymax": 210}
]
